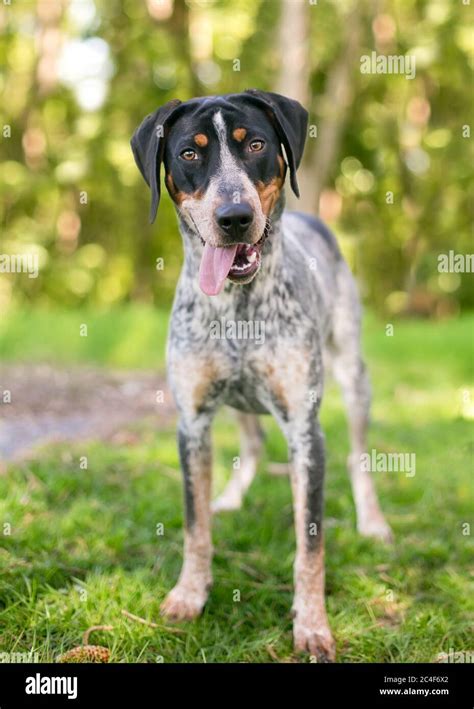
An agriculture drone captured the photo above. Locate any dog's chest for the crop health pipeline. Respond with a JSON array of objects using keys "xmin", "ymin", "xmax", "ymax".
[{"xmin": 169, "ymin": 279, "xmax": 320, "ymax": 416}]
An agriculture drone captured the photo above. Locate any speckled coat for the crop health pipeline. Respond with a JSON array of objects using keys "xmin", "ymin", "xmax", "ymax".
[{"xmin": 131, "ymin": 91, "xmax": 392, "ymax": 661}]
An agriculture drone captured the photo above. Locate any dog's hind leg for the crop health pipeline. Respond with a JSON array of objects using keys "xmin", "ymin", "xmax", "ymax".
[
  {"xmin": 331, "ymin": 351, "xmax": 392, "ymax": 542},
  {"xmin": 211, "ymin": 412, "xmax": 263, "ymax": 513},
  {"xmin": 330, "ymin": 266, "xmax": 393, "ymax": 543}
]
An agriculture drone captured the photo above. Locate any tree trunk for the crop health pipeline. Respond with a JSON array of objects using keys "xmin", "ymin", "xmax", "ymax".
[
  {"xmin": 275, "ymin": 1, "xmax": 362, "ymax": 214},
  {"xmin": 305, "ymin": 7, "xmax": 361, "ymax": 214},
  {"xmin": 275, "ymin": 0, "xmax": 311, "ymax": 211}
]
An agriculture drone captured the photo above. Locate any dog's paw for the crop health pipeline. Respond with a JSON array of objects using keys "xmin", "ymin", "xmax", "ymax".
[
  {"xmin": 293, "ymin": 620, "xmax": 336, "ymax": 662},
  {"xmin": 160, "ymin": 583, "xmax": 209, "ymax": 621},
  {"xmin": 358, "ymin": 516, "xmax": 394, "ymax": 544}
]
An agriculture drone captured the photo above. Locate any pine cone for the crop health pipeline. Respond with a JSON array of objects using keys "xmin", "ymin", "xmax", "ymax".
[{"xmin": 57, "ymin": 644, "xmax": 110, "ymax": 663}]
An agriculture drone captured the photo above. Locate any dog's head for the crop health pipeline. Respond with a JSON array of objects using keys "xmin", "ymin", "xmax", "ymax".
[{"xmin": 131, "ymin": 90, "xmax": 308, "ymax": 295}]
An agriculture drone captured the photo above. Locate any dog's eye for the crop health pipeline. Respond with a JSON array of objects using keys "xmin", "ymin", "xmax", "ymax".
[
  {"xmin": 249, "ymin": 140, "xmax": 265, "ymax": 153},
  {"xmin": 180, "ymin": 149, "xmax": 198, "ymax": 161}
]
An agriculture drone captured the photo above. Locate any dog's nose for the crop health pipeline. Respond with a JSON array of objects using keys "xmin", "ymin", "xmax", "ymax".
[{"xmin": 215, "ymin": 202, "xmax": 254, "ymax": 240}]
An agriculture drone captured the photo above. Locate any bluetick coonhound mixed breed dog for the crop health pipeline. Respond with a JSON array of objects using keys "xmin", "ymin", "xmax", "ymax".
[{"xmin": 131, "ymin": 89, "xmax": 392, "ymax": 661}]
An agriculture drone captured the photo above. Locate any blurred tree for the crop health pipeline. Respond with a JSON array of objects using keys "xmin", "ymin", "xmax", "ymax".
[{"xmin": 0, "ymin": 0, "xmax": 472, "ymax": 316}]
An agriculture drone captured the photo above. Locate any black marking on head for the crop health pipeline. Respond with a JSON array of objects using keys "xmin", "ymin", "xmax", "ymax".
[
  {"xmin": 131, "ymin": 91, "xmax": 308, "ymax": 223},
  {"xmin": 164, "ymin": 100, "xmax": 286, "ymax": 208},
  {"xmin": 241, "ymin": 89, "xmax": 308, "ymax": 198}
]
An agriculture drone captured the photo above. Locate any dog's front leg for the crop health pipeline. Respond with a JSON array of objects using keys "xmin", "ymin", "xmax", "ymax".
[
  {"xmin": 161, "ymin": 415, "xmax": 213, "ymax": 621},
  {"xmin": 288, "ymin": 416, "xmax": 336, "ymax": 662}
]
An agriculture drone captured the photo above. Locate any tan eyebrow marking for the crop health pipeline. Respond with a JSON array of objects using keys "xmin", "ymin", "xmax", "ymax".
[
  {"xmin": 194, "ymin": 133, "xmax": 208, "ymax": 147},
  {"xmin": 232, "ymin": 127, "xmax": 247, "ymax": 142}
]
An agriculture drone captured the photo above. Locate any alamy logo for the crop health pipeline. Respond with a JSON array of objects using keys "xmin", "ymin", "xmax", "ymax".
[
  {"xmin": 437, "ymin": 648, "xmax": 474, "ymax": 663},
  {"xmin": 437, "ymin": 250, "xmax": 474, "ymax": 273},
  {"xmin": 360, "ymin": 51, "xmax": 416, "ymax": 80},
  {"xmin": 360, "ymin": 449, "xmax": 416, "ymax": 477},
  {"xmin": 0, "ymin": 253, "xmax": 39, "ymax": 278},
  {"xmin": 210, "ymin": 318, "xmax": 265, "ymax": 345},
  {"xmin": 0, "ymin": 651, "xmax": 39, "ymax": 662},
  {"xmin": 25, "ymin": 673, "xmax": 78, "ymax": 700}
]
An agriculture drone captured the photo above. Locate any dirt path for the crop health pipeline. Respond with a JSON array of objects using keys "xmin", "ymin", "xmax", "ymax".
[{"xmin": 0, "ymin": 363, "xmax": 176, "ymax": 462}]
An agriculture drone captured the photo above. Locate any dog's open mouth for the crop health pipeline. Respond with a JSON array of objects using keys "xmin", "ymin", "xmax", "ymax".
[
  {"xmin": 227, "ymin": 243, "xmax": 261, "ymax": 283},
  {"xmin": 199, "ymin": 238, "xmax": 263, "ymax": 296}
]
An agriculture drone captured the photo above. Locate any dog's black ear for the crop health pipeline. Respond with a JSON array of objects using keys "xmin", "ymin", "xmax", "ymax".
[
  {"xmin": 131, "ymin": 99, "xmax": 182, "ymax": 223},
  {"xmin": 243, "ymin": 89, "xmax": 308, "ymax": 198}
]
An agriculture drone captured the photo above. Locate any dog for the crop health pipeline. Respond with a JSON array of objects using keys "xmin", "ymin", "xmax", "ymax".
[{"xmin": 131, "ymin": 89, "xmax": 393, "ymax": 661}]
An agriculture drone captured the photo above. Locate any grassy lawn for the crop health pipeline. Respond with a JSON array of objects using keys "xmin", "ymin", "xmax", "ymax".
[{"xmin": 0, "ymin": 308, "xmax": 472, "ymax": 662}]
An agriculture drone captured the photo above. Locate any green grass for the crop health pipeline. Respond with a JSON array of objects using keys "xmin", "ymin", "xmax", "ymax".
[
  {"xmin": 0, "ymin": 308, "xmax": 473, "ymax": 662},
  {"xmin": 0, "ymin": 304, "xmax": 170, "ymax": 369}
]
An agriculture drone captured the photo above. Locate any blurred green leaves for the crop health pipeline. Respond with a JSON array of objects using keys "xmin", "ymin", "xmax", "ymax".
[{"xmin": 0, "ymin": 0, "xmax": 472, "ymax": 314}]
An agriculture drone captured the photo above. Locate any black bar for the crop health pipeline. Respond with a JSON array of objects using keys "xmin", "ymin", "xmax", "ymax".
[{"xmin": 0, "ymin": 663, "xmax": 471, "ymax": 708}]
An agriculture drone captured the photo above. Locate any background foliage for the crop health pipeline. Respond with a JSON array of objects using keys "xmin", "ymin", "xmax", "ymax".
[
  {"xmin": 0, "ymin": 0, "xmax": 472, "ymax": 314},
  {"xmin": 0, "ymin": 2, "xmax": 472, "ymax": 665}
]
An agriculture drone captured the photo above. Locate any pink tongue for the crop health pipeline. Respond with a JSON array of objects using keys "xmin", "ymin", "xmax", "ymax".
[{"xmin": 199, "ymin": 243, "xmax": 238, "ymax": 296}]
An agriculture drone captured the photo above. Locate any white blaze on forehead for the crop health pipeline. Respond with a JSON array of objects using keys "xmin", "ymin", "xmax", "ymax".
[
  {"xmin": 212, "ymin": 110, "xmax": 227, "ymax": 137},
  {"xmin": 212, "ymin": 110, "xmax": 246, "ymax": 184},
  {"xmin": 210, "ymin": 109, "xmax": 266, "ymax": 238},
  {"xmin": 212, "ymin": 110, "xmax": 230, "ymax": 156}
]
